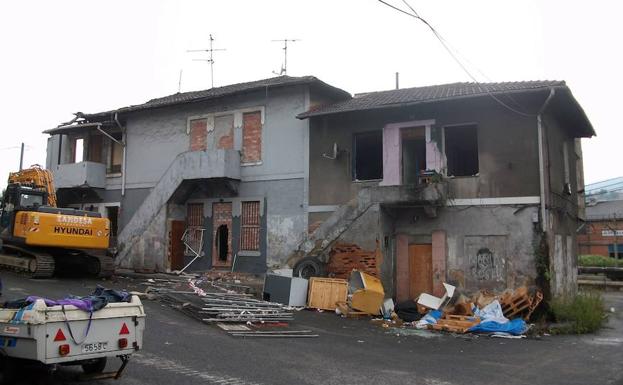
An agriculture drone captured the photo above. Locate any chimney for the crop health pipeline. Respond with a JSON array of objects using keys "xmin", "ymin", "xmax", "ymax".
[{"xmin": 395, "ymin": 72, "xmax": 400, "ymax": 90}]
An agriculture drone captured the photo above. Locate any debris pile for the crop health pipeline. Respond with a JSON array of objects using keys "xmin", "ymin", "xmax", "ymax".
[{"xmin": 140, "ymin": 274, "xmax": 316, "ymax": 338}]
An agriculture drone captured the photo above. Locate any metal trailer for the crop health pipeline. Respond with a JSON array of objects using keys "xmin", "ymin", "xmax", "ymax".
[{"xmin": 0, "ymin": 295, "xmax": 145, "ymax": 381}]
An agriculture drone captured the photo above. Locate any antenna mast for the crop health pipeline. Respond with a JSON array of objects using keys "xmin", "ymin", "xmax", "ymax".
[
  {"xmin": 271, "ymin": 38, "xmax": 299, "ymax": 75},
  {"xmin": 187, "ymin": 34, "xmax": 226, "ymax": 88}
]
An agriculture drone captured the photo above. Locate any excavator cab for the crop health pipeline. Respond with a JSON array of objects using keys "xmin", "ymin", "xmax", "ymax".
[{"xmin": 0, "ymin": 184, "xmax": 48, "ymax": 241}]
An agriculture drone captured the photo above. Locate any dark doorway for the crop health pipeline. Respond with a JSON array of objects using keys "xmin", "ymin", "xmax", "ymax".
[
  {"xmin": 170, "ymin": 220, "xmax": 185, "ymax": 271},
  {"xmin": 401, "ymin": 127, "xmax": 426, "ymax": 185},
  {"xmin": 106, "ymin": 206, "xmax": 119, "ymax": 237},
  {"xmin": 216, "ymin": 225, "xmax": 229, "ymax": 262}
]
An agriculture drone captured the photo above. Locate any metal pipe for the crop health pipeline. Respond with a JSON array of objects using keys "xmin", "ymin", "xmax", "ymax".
[
  {"xmin": 19, "ymin": 142, "xmax": 24, "ymax": 170},
  {"xmin": 114, "ymin": 113, "xmax": 127, "ymax": 197},
  {"xmin": 537, "ymin": 88, "xmax": 556, "ymax": 232}
]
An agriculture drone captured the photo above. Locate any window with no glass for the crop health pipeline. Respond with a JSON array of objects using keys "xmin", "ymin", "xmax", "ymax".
[
  {"xmin": 353, "ymin": 131, "xmax": 383, "ymax": 181},
  {"xmin": 444, "ymin": 124, "xmax": 479, "ymax": 177}
]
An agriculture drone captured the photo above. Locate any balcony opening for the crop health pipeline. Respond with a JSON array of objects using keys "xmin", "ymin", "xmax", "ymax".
[
  {"xmin": 401, "ymin": 126, "xmax": 426, "ymax": 185},
  {"xmin": 215, "ymin": 224, "xmax": 229, "ymax": 262},
  {"xmin": 108, "ymin": 133, "xmax": 123, "ymax": 174},
  {"xmin": 353, "ymin": 131, "xmax": 383, "ymax": 181},
  {"xmin": 72, "ymin": 138, "xmax": 84, "ymax": 163},
  {"xmin": 445, "ymin": 124, "xmax": 479, "ymax": 177},
  {"xmin": 87, "ymin": 134, "xmax": 103, "ymax": 163}
]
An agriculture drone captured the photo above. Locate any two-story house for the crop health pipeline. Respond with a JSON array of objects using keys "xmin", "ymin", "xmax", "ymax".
[
  {"xmin": 295, "ymin": 81, "xmax": 593, "ymax": 298},
  {"xmin": 44, "ymin": 76, "xmax": 349, "ymax": 273}
]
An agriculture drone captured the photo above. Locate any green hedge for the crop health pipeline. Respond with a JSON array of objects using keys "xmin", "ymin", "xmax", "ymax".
[{"xmin": 579, "ymin": 254, "xmax": 619, "ymax": 267}]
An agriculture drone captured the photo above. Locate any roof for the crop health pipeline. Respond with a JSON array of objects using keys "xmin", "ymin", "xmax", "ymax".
[
  {"xmin": 87, "ymin": 75, "xmax": 349, "ymax": 120},
  {"xmin": 298, "ymin": 80, "xmax": 595, "ymax": 137},
  {"xmin": 298, "ymin": 81, "xmax": 566, "ymax": 119}
]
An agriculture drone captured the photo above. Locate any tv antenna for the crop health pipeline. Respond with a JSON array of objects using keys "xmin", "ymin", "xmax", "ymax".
[
  {"xmin": 271, "ymin": 38, "xmax": 299, "ymax": 75},
  {"xmin": 187, "ymin": 34, "xmax": 226, "ymax": 88}
]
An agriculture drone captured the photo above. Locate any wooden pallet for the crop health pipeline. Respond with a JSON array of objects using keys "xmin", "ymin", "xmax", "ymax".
[
  {"xmin": 429, "ymin": 315, "xmax": 480, "ymax": 333},
  {"xmin": 500, "ymin": 288, "xmax": 543, "ymax": 320}
]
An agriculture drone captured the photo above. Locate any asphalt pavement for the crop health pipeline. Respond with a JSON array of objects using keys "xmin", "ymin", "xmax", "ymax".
[{"xmin": 1, "ymin": 271, "xmax": 622, "ymax": 385}]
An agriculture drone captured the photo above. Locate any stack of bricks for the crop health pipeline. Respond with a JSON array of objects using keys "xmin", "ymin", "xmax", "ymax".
[{"xmin": 326, "ymin": 243, "xmax": 380, "ymax": 279}]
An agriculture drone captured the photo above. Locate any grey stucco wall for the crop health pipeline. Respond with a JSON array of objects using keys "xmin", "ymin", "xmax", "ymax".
[{"xmin": 308, "ymin": 95, "xmax": 543, "ymax": 207}]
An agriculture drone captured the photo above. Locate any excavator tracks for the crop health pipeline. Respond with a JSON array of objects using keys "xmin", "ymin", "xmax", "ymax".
[
  {"xmin": 0, "ymin": 244, "xmax": 55, "ymax": 278},
  {"xmin": 89, "ymin": 254, "xmax": 115, "ymax": 278}
]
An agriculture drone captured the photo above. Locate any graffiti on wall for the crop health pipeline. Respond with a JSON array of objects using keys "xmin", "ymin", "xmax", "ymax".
[
  {"xmin": 471, "ymin": 247, "xmax": 495, "ymax": 281},
  {"xmin": 464, "ymin": 235, "xmax": 507, "ymax": 288}
]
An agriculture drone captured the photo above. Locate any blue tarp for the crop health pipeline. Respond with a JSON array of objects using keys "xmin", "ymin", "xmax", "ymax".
[{"xmin": 468, "ymin": 318, "xmax": 527, "ymax": 336}]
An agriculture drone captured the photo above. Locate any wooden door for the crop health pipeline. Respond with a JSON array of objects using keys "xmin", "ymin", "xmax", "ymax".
[
  {"xmin": 408, "ymin": 244, "xmax": 433, "ymax": 298},
  {"xmin": 170, "ymin": 220, "xmax": 185, "ymax": 271}
]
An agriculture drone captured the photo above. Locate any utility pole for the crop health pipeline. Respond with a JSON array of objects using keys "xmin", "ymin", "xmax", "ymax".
[
  {"xmin": 271, "ymin": 39, "xmax": 299, "ymax": 75},
  {"xmin": 187, "ymin": 34, "xmax": 226, "ymax": 88},
  {"xmin": 19, "ymin": 142, "xmax": 24, "ymax": 170}
]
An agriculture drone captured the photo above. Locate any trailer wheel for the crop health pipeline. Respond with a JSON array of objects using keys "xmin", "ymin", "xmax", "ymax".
[
  {"xmin": 293, "ymin": 256, "xmax": 326, "ymax": 279},
  {"xmin": 81, "ymin": 357, "xmax": 107, "ymax": 374}
]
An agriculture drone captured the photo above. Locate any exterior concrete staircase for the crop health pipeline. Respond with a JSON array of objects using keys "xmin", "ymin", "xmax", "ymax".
[
  {"xmin": 292, "ymin": 183, "xmax": 446, "ymax": 264},
  {"xmin": 116, "ymin": 150, "xmax": 240, "ymax": 267}
]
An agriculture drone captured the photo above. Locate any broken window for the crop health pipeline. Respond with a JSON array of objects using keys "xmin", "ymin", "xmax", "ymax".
[
  {"xmin": 242, "ymin": 111, "xmax": 262, "ymax": 163},
  {"xmin": 240, "ymin": 201, "xmax": 261, "ymax": 251},
  {"xmin": 353, "ymin": 131, "xmax": 383, "ymax": 181},
  {"xmin": 108, "ymin": 133, "xmax": 123, "ymax": 174},
  {"xmin": 444, "ymin": 124, "xmax": 478, "ymax": 177}
]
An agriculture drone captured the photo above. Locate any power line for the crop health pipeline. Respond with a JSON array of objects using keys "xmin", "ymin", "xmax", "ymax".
[{"xmin": 377, "ymin": 0, "xmax": 537, "ymax": 118}]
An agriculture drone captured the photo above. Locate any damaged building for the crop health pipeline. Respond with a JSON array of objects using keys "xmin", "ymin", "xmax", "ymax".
[
  {"xmin": 44, "ymin": 76, "xmax": 349, "ymax": 273},
  {"xmin": 295, "ymin": 81, "xmax": 593, "ymax": 298}
]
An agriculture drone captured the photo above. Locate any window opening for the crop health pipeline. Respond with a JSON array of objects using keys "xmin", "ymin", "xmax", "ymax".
[
  {"xmin": 353, "ymin": 131, "xmax": 383, "ymax": 181},
  {"xmin": 445, "ymin": 124, "xmax": 478, "ymax": 177}
]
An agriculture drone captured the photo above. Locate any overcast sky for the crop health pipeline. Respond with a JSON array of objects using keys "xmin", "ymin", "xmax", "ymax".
[{"xmin": 0, "ymin": 0, "xmax": 620, "ymax": 190}]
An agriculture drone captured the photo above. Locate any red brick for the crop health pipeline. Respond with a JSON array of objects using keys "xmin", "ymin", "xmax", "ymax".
[{"xmin": 242, "ymin": 111, "xmax": 262, "ymax": 163}]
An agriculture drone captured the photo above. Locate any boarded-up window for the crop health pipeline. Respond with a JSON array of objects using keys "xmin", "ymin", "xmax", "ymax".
[
  {"xmin": 212, "ymin": 114, "xmax": 234, "ymax": 150},
  {"xmin": 108, "ymin": 133, "xmax": 123, "ymax": 173},
  {"xmin": 242, "ymin": 111, "xmax": 262, "ymax": 163},
  {"xmin": 240, "ymin": 201, "xmax": 260, "ymax": 251},
  {"xmin": 189, "ymin": 118, "xmax": 207, "ymax": 151}
]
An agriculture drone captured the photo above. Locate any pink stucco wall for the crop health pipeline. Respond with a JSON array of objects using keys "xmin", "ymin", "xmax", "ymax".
[
  {"xmin": 380, "ymin": 123, "xmax": 401, "ymax": 186},
  {"xmin": 431, "ymin": 230, "xmax": 447, "ymax": 297}
]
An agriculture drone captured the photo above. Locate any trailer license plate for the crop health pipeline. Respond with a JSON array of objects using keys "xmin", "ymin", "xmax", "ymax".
[{"xmin": 82, "ymin": 342, "xmax": 108, "ymax": 353}]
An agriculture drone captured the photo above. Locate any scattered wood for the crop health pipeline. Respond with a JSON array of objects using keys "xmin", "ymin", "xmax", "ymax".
[
  {"xmin": 336, "ymin": 301, "xmax": 369, "ymax": 318},
  {"xmin": 429, "ymin": 315, "xmax": 480, "ymax": 333},
  {"xmin": 499, "ymin": 286, "xmax": 543, "ymax": 321}
]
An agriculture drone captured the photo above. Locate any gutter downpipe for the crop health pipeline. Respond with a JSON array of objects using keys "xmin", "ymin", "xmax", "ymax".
[
  {"xmin": 114, "ymin": 112, "xmax": 127, "ymax": 197},
  {"xmin": 537, "ymin": 88, "xmax": 556, "ymax": 233}
]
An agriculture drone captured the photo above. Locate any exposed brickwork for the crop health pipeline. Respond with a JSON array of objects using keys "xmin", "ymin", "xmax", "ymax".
[
  {"xmin": 578, "ymin": 221, "xmax": 622, "ymax": 257},
  {"xmin": 189, "ymin": 119, "xmax": 207, "ymax": 151},
  {"xmin": 327, "ymin": 243, "xmax": 380, "ymax": 280},
  {"xmin": 212, "ymin": 202, "xmax": 233, "ymax": 267},
  {"xmin": 242, "ymin": 111, "xmax": 262, "ymax": 163}
]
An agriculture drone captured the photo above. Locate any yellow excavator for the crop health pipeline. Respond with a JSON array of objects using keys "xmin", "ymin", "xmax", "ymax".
[{"xmin": 0, "ymin": 165, "xmax": 114, "ymax": 278}]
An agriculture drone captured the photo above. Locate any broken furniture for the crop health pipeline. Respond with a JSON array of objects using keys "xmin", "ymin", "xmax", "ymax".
[
  {"xmin": 417, "ymin": 282, "xmax": 456, "ymax": 310},
  {"xmin": 349, "ymin": 270, "xmax": 385, "ymax": 315},
  {"xmin": 307, "ymin": 277, "xmax": 348, "ymax": 310},
  {"xmin": 335, "ymin": 301, "xmax": 369, "ymax": 318},
  {"xmin": 263, "ymin": 273, "xmax": 309, "ymax": 307}
]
